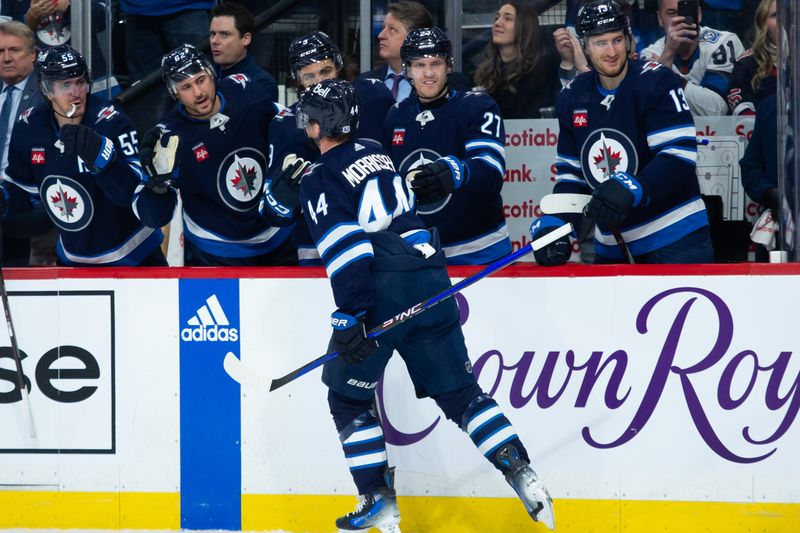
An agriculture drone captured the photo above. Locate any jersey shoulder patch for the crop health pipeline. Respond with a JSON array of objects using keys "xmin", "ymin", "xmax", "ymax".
[
  {"xmin": 95, "ymin": 105, "xmax": 119, "ymax": 124},
  {"xmin": 227, "ymin": 73, "xmax": 250, "ymax": 88},
  {"xmin": 700, "ymin": 29, "xmax": 721, "ymax": 43}
]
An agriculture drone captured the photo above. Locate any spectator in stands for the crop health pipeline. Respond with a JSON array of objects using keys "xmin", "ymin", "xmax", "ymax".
[
  {"xmin": 11, "ymin": 0, "xmax": 120, "ymax": 96},
  {"xmin": 740, "ymin": 95, "xmax": 779, "ymax": 261},
  {"xmin": 210, "ymin": 2, "xmax": 277, "ymax": 102},
  {"xmin": 121, "ymin": 0, "xmax": 213, "ymax": 83},
  {"xmin": 359, "ymin": 0, "xmax": 470, "ymax": 102},
  {"xmin": 727, "ymin": 0, "xmax": 778, "ymax": 116},
  {"xmin": 553, "ymin": 25, "xmax": 590, "ymax": 87},
  {"xmin": 0, "ymin": 20, "xmax": 54, "ymax": 266},
  {"xmin": 641, "ymin": 0, "xmax": 744, "ymax": 116},
  {"xmin": 473, "ymin": 1, "xmax": 559, "ymax": 119}
]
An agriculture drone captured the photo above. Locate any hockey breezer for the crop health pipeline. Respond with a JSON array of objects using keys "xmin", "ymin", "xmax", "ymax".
[{"xmin": 223, "ymin": 221, "xmax": 572, "ymax": 393}]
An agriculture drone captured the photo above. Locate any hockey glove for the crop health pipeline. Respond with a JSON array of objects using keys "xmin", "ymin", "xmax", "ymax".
[
  {"xmin": 408, "ymin": 156, "xmax": 469, "ymax": 205},
  {"xmin": 530, "ymin": 215, "xmax": 572, "ymax": 266},
  {"xmin": 261, "ymin": 153, "xmax": 310, "ymax": 220},
  {"xmin": 140, "ymin": 126, "xmax": 180, "ymax": 194},
  {"xmin": 762, "ymin": 187, "xmax": 780, "ymax": 218},
  {"xmin": 330, "ymin": 311, "xmax": 378, "ymax": 364},
  {"xmin": 586, "ymin": 171, "xmax": 647, "ymax": 227},
  {"xmin": 60, "ymin": 124, "xmax": 116, "ymax": 173}
]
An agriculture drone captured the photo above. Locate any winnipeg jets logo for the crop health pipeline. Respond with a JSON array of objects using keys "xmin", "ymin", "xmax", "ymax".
[
  {"xmin": 95, "ymin": 106, "xmax": 118, "ymax": 124},
  {"xmin": 227, "ymin": 73, "xmax": 249, "ymax": 87},
  {"xmin": 580, "ymin": 129, "xmax": 638, "ymax": 188},
  {"xmin": 217, "ymin": 148, "xmax": 266, "ymax": 212},
  {"xmin": 600, "ymin": 94, "xmax": 615, "ymax": 111},
  {"xmin": 37, "ymin": 16, "xmax": 70, "ymax": 46},
  {"xmin": 19, "ymin": 106, "xmax": 34, "ymax": 124},
  {"xmin": 210, "ymin": 112, "xmax": 230, "ymax": 131},
  {"xmin": 41, "ymin": 175, "xmax": 93, "ymax": 231},
  {"xmin": 398, "ymin": 148, "xmax": 452, "ymax": 214},
  {"xmin": 416, "ymin": 110, "xmax": 435, "ymax": 126}
]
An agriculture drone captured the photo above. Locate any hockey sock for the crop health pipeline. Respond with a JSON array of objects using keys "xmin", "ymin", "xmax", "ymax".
[
  {"xmin": 329, "ymin": 390, "xmax": 389, "ymax": 495},
  {"xmin": 459, "ymin": 392, "xmax": 529, "ymax": 471}
]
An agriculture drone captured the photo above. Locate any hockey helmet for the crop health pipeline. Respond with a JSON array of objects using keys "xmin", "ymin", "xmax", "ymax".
[
  {"xmin": 161, "ymin": 44, "xmax": 215, "ymax": 99},
  {"xmin": 576, "ymin": 0, "xmax": 629, "ymax": 39},
  {"xmin": 296, "ymin": 79, "xmax": 360, "ymax": 138},
  {"xmin": 288, "ymin": 31, "xmax": 343, "ymax": 81},
  {"xmin": 400, "ymin": 27, "xmax": 454, "ymax": 72},
  {"xmin": 36, "ymin": 45, "xmax": 92, "ymax": 96}
]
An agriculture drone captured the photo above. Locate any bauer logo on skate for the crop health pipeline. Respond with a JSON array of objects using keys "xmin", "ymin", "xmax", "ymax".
[{"xmin": 376, "ymin": 286, "xmax": 799, "ymax": 464}]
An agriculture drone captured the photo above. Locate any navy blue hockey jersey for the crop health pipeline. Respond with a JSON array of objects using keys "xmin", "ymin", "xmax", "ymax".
[
  {"xmin": 134, "ymin": 74, "xmax": 290, "ymax": 259},
  {"xmin": 2, "ymin": 96, "xmax": 161, "ymax": 266},
  {"xmin": 299, "ymin": 139, "xmax": 425, "ymax": 314},
  {"xmin": 264, "ymin": 77, "xmax": 395, "ymax": 264},
  {"xmin": 384, "ymin": 90, "xmax": 511, "ymax": 264},
  {"xmin": 554, "ymin": 59, "xmax": 708, "ymax": 259}
]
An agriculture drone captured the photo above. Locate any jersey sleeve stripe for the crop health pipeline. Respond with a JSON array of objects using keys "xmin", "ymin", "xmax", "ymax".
[
  {"xmin": 555, "ymin": 154, "xmax": 581, "ymax": 168},
  {"xmin": 316, "ymin": 222, "xmax": 363, "ymax": 257},
  {"xmin": 647, "ymin": 125, "xmax": 696, "ymax": 148},
  {"xmin": 324, "ymin": 241, "xmax": 374, "ymax": 279},
  {"xmin": 472, "ymin": 154, "xmax": 504, "ymax": 175},
  {"xmin": 1, "ymin": 173, "xmax": 40, "ymax": 195},
  {"xmin": 657, "ymin": 147, "xmax": 697, "ymax": 164},
  {"xmin": 465, "ymin": 139, "xmax": 505, "ymax": 156}
]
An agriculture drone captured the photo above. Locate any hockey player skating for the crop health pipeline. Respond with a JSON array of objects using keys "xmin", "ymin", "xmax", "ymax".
[
  {"xmin": 259, "ymin": 31, "xmax": 393, "ymax": 264},
  {"xmin": 531, "ymin": 0, "xmax": 713, "ymax": 265},
  {"xmin": 285, "ymin": 78, "xmax": 554, "ymax": 532},
  {"xmin": 384, "ymin": 27, "xmax": 511, "ymax": 265},
  {"xmin": 133, "ymin": 44, "xmax": 294, "ymax": 266},
  {"xmin": 0, "ymin": 45, "xmax": 166, "ymax": 266}
]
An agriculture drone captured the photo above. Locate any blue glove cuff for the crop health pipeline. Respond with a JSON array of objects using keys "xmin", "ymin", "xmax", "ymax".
[
  {"xmin": 610, "ymin": 172, "xmax": 644, "ymax": 207},
  {"xmin": 93, "ymin": 135, "xmax": 116, "ymax": 172},
  {"xmin": 331, "ymin": 311, "xmax": 365, "ymax": 331},
  {"xmin": 438, "ymin": 156, "xmax": 468, "ymax": 190},
  {"xmin": 530, "ymin": 214, "xmax": 574, "ymax": 238},
  {"xmin": 261, "ymin": 180, "xmax": 295, "ymax": 219}
]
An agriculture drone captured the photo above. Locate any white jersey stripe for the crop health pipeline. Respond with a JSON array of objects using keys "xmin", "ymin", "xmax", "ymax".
[
  {"xmin": 478, "ymin": 426, "xmax": 518, "ymax": 456},
  {"xmin": 595, "ymin": 198, "xmax": 706, "ymax": 245},
  {"xmin": 326, "ymin": 242, "xmax": 374, "ymax": 278},
  {"xmin": 466, "ymin": 405, "xmax": 502, "ymax": 435},
  {"xmin": 317, "ymin": 223, "xmax": 362, "ymax": 257},
  {"xmin": 343, "ymin": 425, "xmax": 384, "ymax": 445},
  {"xmin": 443, "ymin": 224, "xmax": 509, "ymax": 259},
  {"xmin": 347, "ymin": 450, "xmax": 388, "ymax": 469}
]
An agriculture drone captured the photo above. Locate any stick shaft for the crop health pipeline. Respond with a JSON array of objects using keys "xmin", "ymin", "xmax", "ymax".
[{"xmin": 267, "ymin": 223, "xmax": 572, "ymax": 391}]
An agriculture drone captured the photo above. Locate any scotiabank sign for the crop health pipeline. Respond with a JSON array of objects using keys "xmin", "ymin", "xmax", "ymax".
[{"xmin": 0, "ymin": 291, "xmax": 115, "ymax": 453}]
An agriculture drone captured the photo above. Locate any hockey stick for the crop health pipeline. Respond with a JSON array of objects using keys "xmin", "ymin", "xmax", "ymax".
[
  {"xmin": 0, "ymin": 267, "xmax": 35, "ymax": 438},
  {"xmin": 224, "ymin": 222, "xmax": 573, "ymax": 393},
  {"xmin": 539, "ymin": 193, "xmax": 635, "ymax": 264}
]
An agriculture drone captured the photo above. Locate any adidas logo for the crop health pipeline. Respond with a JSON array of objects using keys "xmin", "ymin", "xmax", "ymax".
[{"xmin": 180, "ymin": 294, "xmax": 239, "ymax": 342}]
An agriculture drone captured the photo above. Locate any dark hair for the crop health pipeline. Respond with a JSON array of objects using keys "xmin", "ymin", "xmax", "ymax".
[
  {"xmin": 388, "ymin": 0, "xmax": 433, "ymax": 32},
  {"xmin": 211, "ymin": 2, "xmax": 254, "ymax": 38},
  {"xmin": 474, "ymin": 1, "xmax": 541, "ymax": 95}
]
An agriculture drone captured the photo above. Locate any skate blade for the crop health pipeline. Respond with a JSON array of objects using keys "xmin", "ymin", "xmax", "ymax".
[
  {"xmin": 527, "ymin": 485, "xmax": 555, "ymax": 530},
  {"xmin": 336, "ymin": 526, "xmax": 401, "ymax": 533}
]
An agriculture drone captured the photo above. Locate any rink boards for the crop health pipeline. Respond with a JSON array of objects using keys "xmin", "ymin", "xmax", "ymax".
[{"xmin": 0, "ymin": 264, "xmax": 798, "ymax": 533}]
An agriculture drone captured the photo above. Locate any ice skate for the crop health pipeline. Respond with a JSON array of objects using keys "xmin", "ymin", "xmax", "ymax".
[
  {"xmin": 497, "ymin": 444, "xmax": 555, "ymax": 530},
  {"xmin": 336, "ymin": 486, "xmax": 401, "ymax": 533}
]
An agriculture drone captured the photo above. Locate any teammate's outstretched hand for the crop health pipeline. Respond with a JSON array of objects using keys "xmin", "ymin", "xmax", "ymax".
[
  {"xmin": 408, "ymin": 155, "xmax": 469, "ymax": 204},
  {"xmin": 330, "ymin": 310, "xmax": 378, "ymax": 364},
  {"xmin": 60, "ymin": 124, "xmax": 116, "ymax": 173},
  {"xmin": 530, "ymin": 215, "xmax": 572, "ymax": 266},
  {"xmin": 586, "ymin": 171, "xmax": 646, "ymax": 226},
  {"xmin": 140, "ymin": 126, "xmax": 179, "ymax": 194},
  {"xmin": 261, "ymin": 153, "xmax": 310, "ymax": 219}
]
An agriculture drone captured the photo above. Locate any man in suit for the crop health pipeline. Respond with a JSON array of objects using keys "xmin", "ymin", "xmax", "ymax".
[
  {"xmin": 359, "ymin": 0, "xmax": 470, "ymax": 102},
  {"xmin": 0, "ymin": 20, "xmax": 53, "ymax": 265}
]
